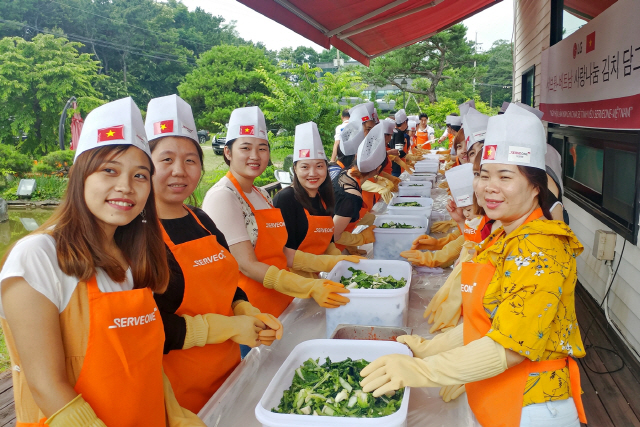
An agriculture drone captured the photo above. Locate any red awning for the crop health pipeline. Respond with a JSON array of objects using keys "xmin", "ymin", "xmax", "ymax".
[
  {"xmin": 238, "ymin": 0, "xmax": 502, "ymax": 66},
  {"xmin": 564, "ymin": 0, "xmax": 617, "ymax": 20}
]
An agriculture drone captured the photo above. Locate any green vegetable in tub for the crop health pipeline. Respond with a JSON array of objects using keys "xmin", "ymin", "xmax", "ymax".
[
  {"xmin": 393, "ymin": 201, "xmax": 422, "ymax": 207},
  {"xmin": 380, "ymin": 221, "xmax": 417, "ymax": 229},
  {"xmin": 272, "ymin": 357, "xmax": 404, "ymax": 418},
  {"xmin": 340, "ymin": 267, "xmax": 407, "ymax": 290}
]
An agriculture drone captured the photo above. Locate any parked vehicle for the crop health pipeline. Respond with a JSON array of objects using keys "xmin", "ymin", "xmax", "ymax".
[
  {"xmin": 212, "ymin": 135, "xmax": 225, "ymax": 155},
  {"xmin": 197, "ymin": 129, "xmax": 209, "ymax": 144}
]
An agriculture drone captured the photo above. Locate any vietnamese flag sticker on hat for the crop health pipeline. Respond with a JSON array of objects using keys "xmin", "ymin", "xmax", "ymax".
[
  {"xmin": 97, "ymin": 125, "xmax": 125, "ymax": 142},
  {"xmin": 153, "ymin": 120, "xmax": 174, "ymax": 135},
  {"xmin": 483, "ymin": 145, "xmax": 497, "ymax": 160},
  {"xmin": 240, "ymin": 125, "xmax": 255, "ymax": 136}
]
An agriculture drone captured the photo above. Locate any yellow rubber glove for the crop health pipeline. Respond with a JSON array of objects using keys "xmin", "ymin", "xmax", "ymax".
[
  {"xmin": 430, "ymin": 219, "xmax": 458, "ymax": 234},
  {"xmin": 182, "ymin": 313, "xmax": 265, "ymax": 349},
  {"xmin": 379, "ymin": 171, "xmax": 401, "ymax": 186},
  {"xmin": 440, "ymin": 384, "xmax": 466, "ymax": 402},
  {"xmin": 361, "ymin": 179, "xmax": 393, "ymax": 204},
  {"xmin": 406, "ymin": 154, "xmax": 425, "ymax": 162},
  {"xmin": 411, "ymin": 229, "xmax": 461, "ymax": 250},
  {"xmin": 233, "ymin": 300, "xmax": 284, "ymax": 340},
  {"xmin": 393, "ymin": 157, "xmax": 413, "ymax": 174},
  {"xmin": 335, "ymin": 227, "xmax": 376, "ymax": 247},
  {"xmin": 163, "ymin": 371, "xmax": 207, "ymax": 426},
  {"xmin": 324, "ymin": 242, "xmax": 342, "ymax": 255},
  {"xmin": 263, "ymin": 266, "xmax": 350, "ymax": 308},
  {"xmin": 376, "ymin": 176, "xmax": 398, "ymax": 193},
  {"xmin": 292, "ymin": 251, "xmax": 363, "ymax": 273},
  {"xmin": 360, "ymin": 336, "xmax": 507, "ymax": 397},
  {"xmin": 46, "ymin": 395, "xmax": 107, "ymax": 427},
  {"xmin": 396, "ymin": 324, "xmax": 463, "ymax": 359},
  {"xmin": 401, "ymin": 235, "xmax": 465, "ymax": 268}
]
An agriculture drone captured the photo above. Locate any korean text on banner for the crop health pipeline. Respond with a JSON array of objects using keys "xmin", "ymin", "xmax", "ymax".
[{"xmin": 540, "ymin": 0, "xmax": 640, "ymax": 130}]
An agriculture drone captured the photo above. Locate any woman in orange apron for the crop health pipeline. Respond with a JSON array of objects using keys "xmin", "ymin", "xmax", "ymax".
[
  {"xmin": 202, "ymin": 109, "xmax": 352, "ymax": 318},
  {"xmin": 145, "ymin": 95, "xmax": 282, "ymax": 414},
  {"xmin": 360, "ymin": 104, "xmax": 587, "ymax": 427},
  {"xmin": 273, "ymin": 122, "xmax": 348, "ymax": 277},
  {"xmin": 0, "ymin": 98, "xmax": 204, "ymax": 426}
]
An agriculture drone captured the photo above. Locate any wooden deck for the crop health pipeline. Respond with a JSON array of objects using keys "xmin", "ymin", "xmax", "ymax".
[{"xmin": 0, "ymin": 282, "xmax": 638, "ymax": 426}]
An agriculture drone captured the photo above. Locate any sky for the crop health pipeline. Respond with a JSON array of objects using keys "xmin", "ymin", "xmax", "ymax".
[{"xmin": 181, "ymin": 0, "xmax": 515, "ymax": 53}]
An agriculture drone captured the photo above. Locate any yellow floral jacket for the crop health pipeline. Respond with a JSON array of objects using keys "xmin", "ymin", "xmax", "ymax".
[{"xmin": 474, "ymin": 218, "xmax": 585, "ymax": 407}]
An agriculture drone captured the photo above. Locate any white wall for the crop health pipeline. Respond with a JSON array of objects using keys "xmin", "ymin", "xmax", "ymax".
[{"xmin": 564, "ymin": 199, "xmax": 640, "ymax": 357}]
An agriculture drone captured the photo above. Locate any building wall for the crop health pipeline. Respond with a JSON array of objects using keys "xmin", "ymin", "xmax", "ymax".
[
  {"xmin": 513, "ymin": 0, "xmax": 640, "ymax": 358},
  {"xmin": 512, "ymin": 0, "xmax": 551, "ymax": 106}
]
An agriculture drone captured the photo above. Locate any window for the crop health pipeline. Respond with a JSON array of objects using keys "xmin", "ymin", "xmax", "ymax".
[
  {"xmin": 521, "ymin": 66, "xmax": 535, "ymax": 106},
  {"xmin": 549, "ymin": 127, "xmax": 640, "ymax": 243}
]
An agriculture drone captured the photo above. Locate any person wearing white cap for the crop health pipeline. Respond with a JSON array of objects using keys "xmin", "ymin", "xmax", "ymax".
[
  {"xmin": 385, "ymin": 109, "xmax": 411, "ymax": 177},
  {"xmin": 363, "ymin": 104, "xmax": 587, "ymax": 427},
  {"xmin": 330, "ymin": 109, "xmax": 350, "ymax": 163},
  {"xmin": 273, "ymin": 122, "xmax": 362, "ymax": 277},
  {"xmin": 416, "ymin": 113, "xmax": 435, "ymax": 149},
  {"xmin": 327, "ymin": 102, "xmax": 374, "ymax": 181},
  {"xmin": 202, "ymin": 107, "xmax": 351, "ymax": 319},
  {"xmin": 407, "ymin": 120, "xmax": 417, "ymax": 147},
  {"xmin": 0, "ymin": 97, "xmax": 206, "ymax": 426},
  {"xmin": 332, "ymin": 123, "xmax": 389, "ymax": 251},
  {"xmin": 145, "ymin": 95, "xmax": 281, "ymax": 413},
  {"xmin": 438, "ymin": 113, "xmax": 461, "ymax": 149}
]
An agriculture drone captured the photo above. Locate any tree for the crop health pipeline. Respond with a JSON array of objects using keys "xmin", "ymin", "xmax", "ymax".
[
  {"xmin": 278, "ymin": 46, "xmax": 319, "ymax": 66},
  {"xmin": 478, "ymin": 40, "xmax": 513, "ymax": 107},
  {"xmin": 360, "ymin": 24, "xmax": 480, "ymax": 104},
  {"xmin": 258, "ymin": 64, "xmax": 366, "ymax": 144},
  {"xmin": 0, "ymin": 35, "xmax": 103, "ymax": 155},
  {"xmin": 178, "ymin": 44, "xmax": 277, "ymax": 132}
]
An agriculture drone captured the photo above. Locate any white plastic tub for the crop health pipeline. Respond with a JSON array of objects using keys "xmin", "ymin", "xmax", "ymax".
[
  {"xmin": 398, "ymin": 180, "xmax": 432, "ymax": 189},
  {"xmin": 324, "ymin": 260, "xmax": 412, "ymax": 338},
  {"xmin": 408, "ymin": 173, "xmax": 436, "ymax": 183},
  {"xmin": 373, "ymin": 215, "xmax": 429, "ymax": 261},
  {"xmin": 414, "ymin": 161, "xmax": 439, "ymax": 174},
  {"xmin": 398, "ymin": 185, "xmax": 431, "ymax": 197},
  {"xmin": 386, "ymin": 196, "xmax": 433, "ymax": 218},
  {"xmin": 255, "ymin": 339, "xmax": 412, "ymax": 427}
]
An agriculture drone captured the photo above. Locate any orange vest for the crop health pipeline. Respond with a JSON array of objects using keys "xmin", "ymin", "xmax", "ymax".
[
  {"xmin": 416, "ymin": 127, "xmax": 431, "ymax": 149},
  {"xmin": 160, "ymin": 207, "xmax": 241, "ymax": 413},
  {"xmin": 226, "ymin": 172, "xmax": 293, "ymax": 317},
  {"xmin": 297, "ymin": 207, "xmax": 334, "ymax": 256},
  {"xmin": 460, "ymin": 209, "xmax": 587, "ymax": 427}
]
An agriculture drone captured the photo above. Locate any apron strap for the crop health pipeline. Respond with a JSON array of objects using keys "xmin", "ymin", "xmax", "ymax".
[
  {"xmin": 160, "ymin": 205, "xmax": 213, "ymax": 248},
  {"xmin": 225, "ymin": 171, "xmax": 274, "ymax": 210}
]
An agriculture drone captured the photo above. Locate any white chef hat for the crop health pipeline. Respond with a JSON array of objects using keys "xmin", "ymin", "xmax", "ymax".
[
  {"xmin": 340, "ymin": 121, "xmax": 365, "ymax": 155},
  {"xmin": 463, "ymin": 109, "xmax": 489, "ymax": 148},
  {"xmin": 513, "ymin": 102, "xmax": 544, "ymax": 120},
  {"xmin": 75, "ymin": 97, "xmax": 150, "ymax": 161},
  {"xmin": 449, "ymin": 115, "xmax": 462, "ymax": 127},
  {"xmin": 226, "ymin": 106, "xmax": 268, "ymax": 143},
  {"xmin": 382, "ymin": 118, "xmax": 396, "ymax": 134},
  {"xmin": 372, "ymin": 108, "xmax": 380, "ymax": 124},
  {"xmin": 357, "ymin": 123, "xmax": 386, "ymax": 173},
  {"xmin": 293, "ymin": 121, "xmax": 326, "ymax": 162},
  {"xmin": 408, "ymin": 120, "xmax": 417, "ymax": 131},
  {"xmin": 145, "ymin": 94, "xmax": 198, "ymax": 144},
  {"xmin": 459, "ymin": 100, "xmax": 476, "ymax": 118},
  {"xmin": 445, "ymin": 163, "xmax": 475, "ymax": 207},
  {"xmin": 408, "ymin": 115, "xmax": 419, "ymax": 122},
  {"xmin": 349, "ymin": 102, "xmax": 376, "ymax": 125},
  {"xmin": 395, "ymin": 109, "xmax": 408, "ymax": 124},
  {"xmin": 481, "ymin": 103, "xmax": 547, "ymax": 170}
]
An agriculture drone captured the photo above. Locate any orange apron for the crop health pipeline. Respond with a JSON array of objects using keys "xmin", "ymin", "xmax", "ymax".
[
  {"xmin": 297, "ymin": 207, "xmax": 334, "ymax": 255},
  {"xmin": 461, "ymin": 209, "xmax": 587, "ymax": 427},
  {"xmin": 161, "ymin": 206, "xmax": 241, "ymax": 413},
  {"xmin": 447, "ymin": 132, "xmax": 454, "ymax": 149},
  {"xmin": 335, "ymin": 174, "xmax": 376, "ymax": 251},
  {"xmin": 463, "ymin": 215, "xmax": 488, "ymax": 243},
  {"xmin": 18, "ymin": 276, "xmax": 166, "ymax": 426},
  {"xmin": 226, "ymin": 172, "xmax": 293, "ymax": 317},
  {"xmin": 416, "ymin": 127, "xmax": 431, "ymax": 149}
]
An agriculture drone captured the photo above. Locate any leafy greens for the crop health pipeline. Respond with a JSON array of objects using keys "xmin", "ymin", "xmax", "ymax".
[
  {"xmin": 272, "ymin": 357, "xmax": 404, "ymax": 418},
  {"xmin": 393, "ymin": 201, "xmax": 422, "ymax": 207},
  {"xmin": 340, "ymin": 267, "xmax": 407, "ymax": 290},
  {"xmin": 380, "ymin": 221, "xmax": 417, "ymax": 229}
]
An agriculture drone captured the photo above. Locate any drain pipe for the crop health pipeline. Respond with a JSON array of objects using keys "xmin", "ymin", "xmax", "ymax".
[{"xmin": 58, "ymin": 96, "xmax": 76, "ymax": 150}]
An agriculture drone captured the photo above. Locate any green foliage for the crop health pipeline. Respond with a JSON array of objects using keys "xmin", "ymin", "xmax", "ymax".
[
  {"xmin": 259, "ymin": 64, "xmax": 366, "ymax": 145},
  {"xmin": 1, "ymin": 175, "xmax": 67, "ymax": 201},
  {"xmin": 254, "ymin": 165, "xmax": 278, "ymax": 187},
  {"xmin": 32, "ymin": 150, "xmax": 75, "ymax": 174},
  {"xmin": 179, "ymin": 44, "xmax": 277, "ymax": 133},
  {"xmin": 340, "ymin": 267, "xmax": 407, "ymax": 290},
  {"xmin": 0, "ymin": 35, "xmax": 103, "ymax": 155},
  {"xmin": 0, "ymin": 144, "xmax": 32, "ymax": 175},
  {"xmin": 477, "ymin": 40, "xmax": 513, "ymax": 107}
]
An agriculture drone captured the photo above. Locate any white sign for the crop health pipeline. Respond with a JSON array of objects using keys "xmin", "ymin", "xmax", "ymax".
[{"xmin": 540, "ymin": 0, "xmax": 640, "ymax": 129}]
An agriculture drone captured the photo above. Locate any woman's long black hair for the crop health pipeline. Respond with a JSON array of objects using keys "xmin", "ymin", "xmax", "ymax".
[
  {"xmin": 518, "ymin": 166, "xmax": 552, "ymax": 220},
  {"xmin": 292, "ymin": 160, "xmax": 335, "ymax": 216}
]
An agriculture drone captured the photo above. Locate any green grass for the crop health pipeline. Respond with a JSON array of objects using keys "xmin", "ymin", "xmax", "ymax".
[
  {"xmin": 0, "ymin": 175, "xmax": 68, "ymax": 201},
  {"xmin": 0, "ymin": 328, "xmax": 9, "ymax": 373}
]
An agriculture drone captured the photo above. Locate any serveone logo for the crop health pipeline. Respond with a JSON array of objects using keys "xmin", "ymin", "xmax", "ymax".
[
  {"xmin": 109, "ymin": 307, "xmax": 157, "ymax": 329},
  {"xmin": 193, "ymin": 250, "xmax": 227, "ymax": 267},
  {"xmin": 265, "ymin": 222, "xmax": 285, "ymax": 228},
  {"xmin": 461, "ymin": 282, "xmax": 477, "ymax": 293},
  {"xmin": 315, "ymin": 227, "xmax": 334, "ymax": 233}
]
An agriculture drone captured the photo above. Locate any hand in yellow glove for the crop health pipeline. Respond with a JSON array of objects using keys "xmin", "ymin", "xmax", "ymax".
[
  {"xmin": 335, "ymin": 226, "xmax": 376, "ymax": 247},
  {"xmin": 233, "ymin": 300, "xmax": 284, "ymax": 341},
  {"xmin": 181, "ymin": 311, "xmax": 267, "ymax": 349},
  {"xmin": 361, "ymin": 179, "xmax": 393, "ymax": 204},
  {"xmin": 360, "ymin": 336, "xmax": 507, "ymax": 397},
  {"xmin": 440, "ymin": 384, "xmax": 465, "ymax": 402},
  {"xmin": 292, "ymin": 251, "xmax": 363, "ymax": 273},
  {"xmin": 400, "ymin": 235, "xmax": 465, "ymax": 268},
  {"xmin": 46, "ymin": 395, "xmax": 107, "ymax": 427},
  {"xmin": 263, "ymin": 266, "xmax": 350, "ymax": 308},
  {"xmin": 438, "ymin": 180, "xmax": 449, "ymax": 189},
  {"xmin": 324, "ymin": 242, "xmax": 342, "ymax": 255},
  {"xmin": 410, "ymin": 229, "xmax": 461, "ymax": 250},
  {"xmin": 379, "ymin": 171, "xmax": 401, "ymax": 186},
  {"xmin": 396, "ymin": 324, "xmax": 463, "ymax": 359},
  {"xmin": 430, "ymin": 219, "xmax": 458, "ymax": 234},
  {"xmin": 163, "ymin": 371, "xmax": 207, "ymax": 426},
  {"xmin": 393, "ymin": 157, "xmax": 413, "ymax": 174}
]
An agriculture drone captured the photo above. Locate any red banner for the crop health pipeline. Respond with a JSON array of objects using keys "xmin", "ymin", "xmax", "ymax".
[{"xmin": 540, "ymin": 94, "xmax": 640, "ymax": 129}]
